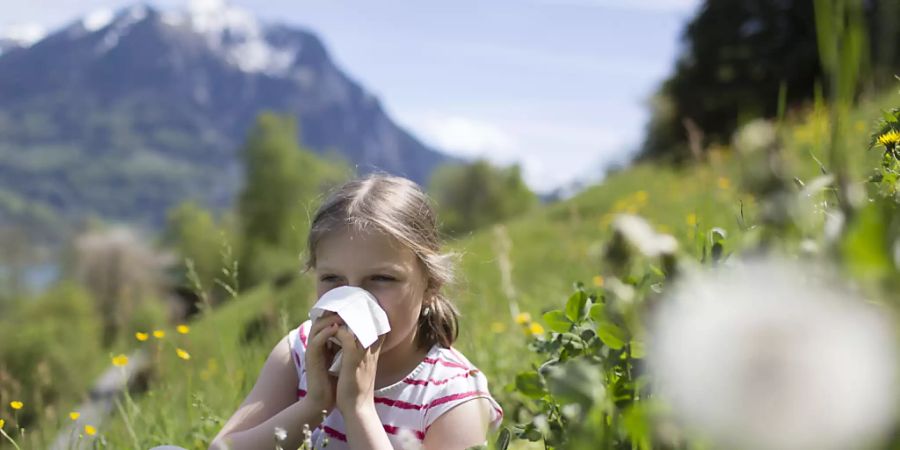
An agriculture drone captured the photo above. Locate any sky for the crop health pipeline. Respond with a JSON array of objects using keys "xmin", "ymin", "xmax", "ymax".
[{"xmin": 0, "ymin": 0, "xmax": 701, "ymax": 193}]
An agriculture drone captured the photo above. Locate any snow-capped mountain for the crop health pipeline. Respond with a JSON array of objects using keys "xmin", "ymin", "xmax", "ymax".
[{"xmin": 0, "ymin": 1, "xmax": 452, "ymax": 234}]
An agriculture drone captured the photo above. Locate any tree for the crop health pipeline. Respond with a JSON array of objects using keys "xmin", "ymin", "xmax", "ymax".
[
  {"xmin": 237, "ymin": 112, "xmax": 349, "ymax": 287},
  {"xmin": 428, "ymin": 160, "xmax": 536, "ymax": 236},
  {"xmin": 639, "ymin": 0, "xmax": 899, "ymax": 162}
]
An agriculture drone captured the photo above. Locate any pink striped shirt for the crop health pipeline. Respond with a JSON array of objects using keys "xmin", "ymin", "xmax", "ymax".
[{"xmin": 287, "ymin": 321, "xmax": 503, "ymax": 449}]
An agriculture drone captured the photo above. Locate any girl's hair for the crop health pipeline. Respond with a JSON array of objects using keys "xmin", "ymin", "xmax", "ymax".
[{"xmin": 304, "ymin": 174, "xmax": 459, "ymax": 349}]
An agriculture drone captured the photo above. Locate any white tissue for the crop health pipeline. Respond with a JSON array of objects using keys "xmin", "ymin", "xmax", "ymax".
[{"xmin": 309, "ymin": 286, "xmax": 391, "ymax": 375}]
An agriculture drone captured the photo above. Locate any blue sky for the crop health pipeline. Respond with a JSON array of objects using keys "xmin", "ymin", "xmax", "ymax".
[{"xmin": 1, "ymin": 0, "xmax": 700, "ymax": 192}]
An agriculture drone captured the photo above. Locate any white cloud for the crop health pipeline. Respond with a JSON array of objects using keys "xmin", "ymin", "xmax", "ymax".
[
  {"xmin": 83, "ymin": 8, "xmax": 114, "ymax": 32},
  {"xmin": 534, "ymin": 0, "xmax": 700, "ymax": 13},
  {"xmin": 416, "ymin": 116, "xmax": 518, "ymax": 160}
]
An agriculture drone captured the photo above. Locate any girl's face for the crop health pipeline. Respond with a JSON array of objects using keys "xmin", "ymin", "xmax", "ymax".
[{"xmin": 314, "ymin": 226, "xmax": 428, "ymax": 354}]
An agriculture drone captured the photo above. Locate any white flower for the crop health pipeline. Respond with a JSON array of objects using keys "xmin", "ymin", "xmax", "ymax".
[
  {"xmin": 273, "ymin": 426, "xmax": 287, "ymax": 441},
  {"xmin": 395, "ymin": 428, "xmax": 424, "ymax": 450},
  {"xmin": 612, "ymin": 214, "xmax": 678, "ymax": 257},
  {"xmin": 648, "ymin": 258, "xmax": 897, "ymax": 450},
  {"xmin": 733, "ymin": 119, "xmax": 777, "ymax": 155}
]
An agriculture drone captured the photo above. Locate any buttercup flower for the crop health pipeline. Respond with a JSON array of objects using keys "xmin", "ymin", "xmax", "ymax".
[
  {"xmin": 177, "ymin": 324, "xmax": 190, "ymax": 334},
  {"xmin": 135, "ymin": 332, "xmax": 149, "ymax": 342},
  {"xmin": 112, "ymin": 354, "xmax": 128, "ymax": 367},
  {"xmin": 176, "ymin": 348, "xmax": 191, "ymax": 360},
  {"xmin": 9, "ymin": 402, "xmax": 22, "ymax": 410},
  {"xmin": 649, "ymin": 259, "xmax": 898, "ymax": 450},
  {"xmin": 84, "ymin": 425, "xmax": 96, "ymax": 436}
]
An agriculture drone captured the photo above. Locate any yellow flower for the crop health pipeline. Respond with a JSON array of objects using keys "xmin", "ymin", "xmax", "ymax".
[
  {"xmin": 176, "ymin": 324, "xmax": 190, "ymax": 334},
  {"xmin": 69, "ymin": 412, "xmax": 80, "ymax": 421},
  {"xmin": 514, "ymin": 312, "xmax": 531, "ymax": 325},
  {"xmin": 153, "ymin": 330, "xmax": 165, "ymax": 339},
  {"xmin": 176, "ymin": 348, "xmax": 191, "ymax": 360},
  {"xmin": 634, "ymin": 190, "xmax": 648, "ymax": 204},
  {"xmin": 717, "ymin": 177, "xmax": 731, "ymax": 190},
  {"xmin": 592, "ymin": 275, "xmax": 605, "ymax": 287},
  {"xmin": 84, "ymin": 425, "xmax": 96, "ymax": 436},
  {"xmin": 878, "ymin": 129, "xmax": 900, "ymax": 148},
  {"xmin": 9, "ymin": 401, "xmax": 23, "ymax": 410},
  {"xmin": 0, "ymin": 419, "xmax": 5, "ymax": 429},
  {"xmin": 528, "ymin": 322, "xmax": 545, "ymax": 336},
  {"xmin": 112, "ymin": 354, "xmax": 128, "ymax": 367},
  {"xmin": 686, "ymin": 213, "xmax": 698, "ymax": 226},
  {"xmin": 135, "ymin": 332, "xmax": 149, "ymax": 342},
  {"xmin": 490, "ymin": 322, "xmax": 507, "ymax": 333}
]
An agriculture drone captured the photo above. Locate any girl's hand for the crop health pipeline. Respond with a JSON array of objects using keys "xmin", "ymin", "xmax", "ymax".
[
  {"xmin": 334, "ymin": 327, "xmax": 383, "ymax": 414},
  {"xmin": 305, "ymin": 313, "xmax": 343, "ymax": 414}
]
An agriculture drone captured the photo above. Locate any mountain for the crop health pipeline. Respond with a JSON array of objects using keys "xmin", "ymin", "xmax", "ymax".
[{"xmin": 0, "ymin": 2, "xmax": 453, "ymax": 239}]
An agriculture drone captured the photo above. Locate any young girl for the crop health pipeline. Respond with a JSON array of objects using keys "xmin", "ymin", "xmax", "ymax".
[{"xmin": 209, "ymin": 175, "xmax": 503, "ymax": 449}]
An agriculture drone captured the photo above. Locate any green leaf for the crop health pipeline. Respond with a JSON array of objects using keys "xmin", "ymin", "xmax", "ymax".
[
  {"xmin": 630, "ymin": 340, "xmax": 646, "ymax": 359},
  {"xmin": 565, "ymin": 290, "xmax": 588, "ymax": 322},
  {"xmin": 841, "ymin": 203, "xmax": 893, "ymax": 280},
  {"xmin": 514, "ymin": 371, "xmax": 546, "ymax": 398},
  {"xmin": 596, "ymin": 321, "xmax": 626, "ymax": 350},
  {"xmin": 543, "ymin": 310, "xmax": 572, "ymax": 333},
  {"xmin": 495, "ymin": 428, "xmax": 511, "ymax": 450},
  {"xmin": 588, "ymin": 303, "xmax": 606, "ymax": 323}
]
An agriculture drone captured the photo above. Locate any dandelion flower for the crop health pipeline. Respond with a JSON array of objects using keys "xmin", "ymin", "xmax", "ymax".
[
  {"xmin": 112, "ymin": 354, "xmax": 128, "ymax": 367},
  {"xmin": 69, "ymin": 412, "xmax": 80, "ymax": 421},
  {"xmin": 0, "ymin": 419, "xmax": 4, "ymax": 428},
  {"xmin": 686, "ymin": 213, "xmax": 698, "ymax": 226},
  {"xmin": 176, "ymin": 324, "xmax": 190, "ymax": 334},
  {"xmin": 717, "ymin": 177, "xmax": 731, "ymax": 190},
  {"xmin": 176, "ymin": 348, "xmax": 191, "ymax": 361},
  {"xmin": 9, "ymin": 401, "xmax": 22, "ymax": 410},
  {"xmin": 648, "ymin": 259, "xmax": 898, "ymax": 450},
  {"xmin": 612, "ymin": 214, "xmax": 678, "ymax": 257},
  {"xmin": 528, "ymin": 322, "xmax": 545, "ymax": 336},
  {"xmin": 634, "ymin": 190, "xmax": 648, "ymax": 204},
  {"xmin": 84, "ymin": 425, "xmax": 96, "ymax": 436},
  {"xmin": 490, "ymin": 322, "xmax": 506, "ymax": 333},
  {"xmin": 135, "ymin": 332, "xmax": 149, "ymax": 341},
  {"xmin": 592, "ymin": 275, "xmax": 605, "ymax": 287},
  {"xmin": 877, "ymin": 129, "xmax": 900, "ymax": 148},
  {"xmin": 153, "ymin": 330, "xmax": 165, "ymax": 339},
  {"xmin": 514, "ymin": 312, "xmax": 531, "ymax": 325}
]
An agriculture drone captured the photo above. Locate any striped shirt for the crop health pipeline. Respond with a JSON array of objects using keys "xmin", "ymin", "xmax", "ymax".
[{"xmin": 287, "ymin": 320, "xmax": 503, "ymax": 449}]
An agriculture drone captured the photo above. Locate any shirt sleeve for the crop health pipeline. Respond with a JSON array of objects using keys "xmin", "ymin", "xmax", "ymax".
[{"xmin": 422, "ymin": 368, "xmax": 504, "ymax": 432}]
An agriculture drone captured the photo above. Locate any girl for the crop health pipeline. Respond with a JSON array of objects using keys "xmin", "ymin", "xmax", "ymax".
[{"xmin": 209, "ymin": 175, "xmax": 503, "ymax": 449}]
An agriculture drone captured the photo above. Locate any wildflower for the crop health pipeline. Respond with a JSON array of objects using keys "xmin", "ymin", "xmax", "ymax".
[
  {"xmin": 112, "ymin": 354, "xmax": 128, "ymax": 367},
  {"xmin": 514, "ymin": 312, "xmax": 531, "ymax": 325},
  {"xmin": 648, "ymin": 259, "xmax": 897, "ymax": 450},
  {"xmin": 592, "ymin": 275, "xmax": 605, "ymax": 287},
  {"xmin": 153, "ymin": 330, "xmax": 165, "ymax": 339},
  {"xmin": 176, "ymin": 348, "xmax": 191, "ymax": 361},
  {"xmin": 877, "ymin": 129, "xmax": 900, "ymax": 149},
  {"xmin": 490, "ymin": 322, "xmax": 506, "ymax": 333},
  {"xmin": 176, "ymin": 324, "xmax": 190, "ymax": 334},
  {"xmin": 69, "ymin": 412, "xmax": 80, "ymax": 421},
  {"xmin": 686, "ymin": 213, "xmax": 698, "ymax": 226},
  {"xmin": 612, "ymin": 214, "xmax": 678, "ymax": 257},
  {"xmin": 0, "ymin": 419, "xmax": 4, "ymax": 428},
  {"xmin": 396, "ymin": 428, "xmax": 424, "ymax": 450},
  {"xmin": 634, "ymin": 190, "xmax": 648, "ymax": 204},
  {"xmin": 717, "ymin": 177, "xmax": 731, "ymax": 190},
  {"xmin": 274, "ymin": 426, "xmax": 287, "ymax": 441},
  {"xmin": 9, "ymin": 401, "xmax": 22, "ymax": 410},
  {"xmin": 733, "ymin": 119, "xmax": 776, "ymax": 154},
  {"xmin": 135, "ymin": 332, "xmax": 149, "ymax": 341},
  {"xmin": 527, "ymin": 322, "xmax": 545, "ymax": 336},
  {"xmin": 84, "ymin": 425, "xmax": 96, "ymax": 436}
]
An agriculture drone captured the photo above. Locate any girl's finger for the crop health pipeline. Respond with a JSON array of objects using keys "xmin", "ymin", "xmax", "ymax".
[
  {"xmin": 309, "ymin": 314, "xmax": 343, "ymax": 339},
  {"xmin": 334, "ymin": 326, "xmax": 361, "ymax": 350}
]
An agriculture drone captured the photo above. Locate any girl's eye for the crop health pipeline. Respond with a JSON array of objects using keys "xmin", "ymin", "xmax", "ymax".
[
  {"xmin": 372, "ymin": 275, "xmax": 397, "ymax": 282},
  {"xmin": 320, "ymin": 275, "xmax": 340, "ymax": 283}
]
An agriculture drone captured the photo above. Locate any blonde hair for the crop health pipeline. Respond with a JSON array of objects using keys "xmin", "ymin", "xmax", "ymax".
[{"xmin": 304, "ymin": 174, "xmax": 459, "ymax": 349}]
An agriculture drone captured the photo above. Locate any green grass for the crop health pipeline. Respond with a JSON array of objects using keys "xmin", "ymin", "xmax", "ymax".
[{"xmin": 6, "ymin": 88, "xmax": 899, "ymax": 449}]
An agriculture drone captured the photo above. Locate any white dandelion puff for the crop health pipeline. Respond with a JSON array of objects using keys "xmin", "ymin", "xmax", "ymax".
[
  {"xmin": 612, "ymin": 214, "xmax": 678, "ymax": 257},
  {"xmin": 648, "ymin": 258, "xmax": 898, "ymax": 450}
]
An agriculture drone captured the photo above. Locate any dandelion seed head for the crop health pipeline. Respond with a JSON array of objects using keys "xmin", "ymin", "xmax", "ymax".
[{"xmin": 648, "ymin": 258, "xmax": 898, "ymax": 450}]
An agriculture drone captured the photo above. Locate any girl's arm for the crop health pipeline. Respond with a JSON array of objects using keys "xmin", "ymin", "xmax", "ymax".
[
  {"xmin": 423, "ymin": 398, "xmax": 495, "ymax": 450},
  {"xmin": 209, "ymin": 328, "xmax": 335, "ymax": 450}
]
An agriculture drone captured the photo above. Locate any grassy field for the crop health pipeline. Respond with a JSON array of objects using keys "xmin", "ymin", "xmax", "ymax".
[{"xmin": 2, "ymin": 88, "xmax": 898, "ymax": 449}]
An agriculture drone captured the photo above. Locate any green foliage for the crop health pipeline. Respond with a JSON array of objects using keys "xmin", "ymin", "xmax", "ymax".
[
  {"xmin": 236, "ymin": 112, "xmax": 350, "ymax": 287},
  {"xmin": 163, "ymin": 201, "xmax": 232, "ymax": 295},
  {"xmin": 428, "ymin": 160, "xmax": 537, "ymax": 236}
]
